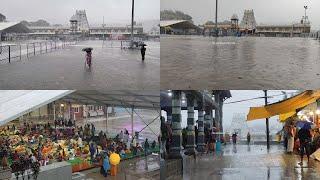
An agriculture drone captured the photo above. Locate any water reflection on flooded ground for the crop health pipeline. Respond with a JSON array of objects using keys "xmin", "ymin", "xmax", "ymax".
[
  {"xmin": 84, "ymin": 154, "xmax": 159, "ymax": 180},
  {"xmin": 179, "ymin": 144, "xmax": 320, "ymax": 180},
  {"xmin": 0, "ymin": 40, "xmax": 160, "ymax": 90},
  {"xmin": 161, "ymin": 36, "xmax": 320, "ymax": 89}
]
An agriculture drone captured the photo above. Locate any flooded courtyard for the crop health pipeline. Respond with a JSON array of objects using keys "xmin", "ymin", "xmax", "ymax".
[
  {"xmin": 172, "ymin": 144, "xmax": 320, "ymax": 180},
  {"xmin": 161, "ymin": 36, "xmax": 320, "ymax": 89},
  {"xmin": 0, "ymin": 40, "xmax": 160, "ymax": 90}
]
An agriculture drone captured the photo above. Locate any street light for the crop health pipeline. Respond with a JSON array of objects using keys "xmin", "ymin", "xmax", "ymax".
[
  {"xmin": 215, "ymin": 0, "xmax": 218, "ymax": 37},
  {"xmin": 130, "ymin": 0, "xmax": 135, "ymax": 48},
  {"xmin": 303, "ymin": 5, "xmax": 308, "ymax": 34},
  {"xmin": 264, "ymin": 90, "xmax": 270, "ymax": 150}
]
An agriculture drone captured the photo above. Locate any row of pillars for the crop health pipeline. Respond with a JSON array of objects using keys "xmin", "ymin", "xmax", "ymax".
[{"xmin": 166, "ymin": 91, "xmax": 222, "ymax": 158}]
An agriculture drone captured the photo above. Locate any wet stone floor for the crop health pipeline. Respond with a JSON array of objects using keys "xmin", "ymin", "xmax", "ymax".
[
  {"xmin": 178, "ymin": 144, "xmax": 320, "ymax": 180},
  {"xmin": 83, "ymin": 154, "xmax": 160, "ymax": 180},
  {"xmin": 0, "ymin": 40, "xmax": 160, "ymax": 90}
]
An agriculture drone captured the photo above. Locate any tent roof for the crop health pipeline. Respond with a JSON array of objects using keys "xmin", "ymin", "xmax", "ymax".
[
  {"xmin": 0, "ymin": 90, "xmax": 74, "ymax": 126},
  {"xmin": 0, "ymin": 22, "xmax": 31, "ymax": 33},
  {"xmin": 62, "ymin": 90, "xmax": 160, "ymax": 110},
  {"xmin": 0, "ymin": 90, "xmax": 160, "ymax": 126},
  {"xmin": 247, "ymin": 90, "xmax": 320, "ymax": 121}
]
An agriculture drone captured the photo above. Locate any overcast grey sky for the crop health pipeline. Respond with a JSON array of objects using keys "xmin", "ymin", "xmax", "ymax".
[
  {"xmin": 222, "ymin": 90, "xmax": 298, "ymax": 133},
  {"xmin": 1, "ymin": 0, "xmax": 159, "ymax": 25},
  {"xmin": 161, "ymin": 0, "xmax": 320, "ymax": 30}
]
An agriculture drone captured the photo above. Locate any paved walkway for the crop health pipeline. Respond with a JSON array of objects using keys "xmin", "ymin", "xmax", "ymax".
[
  {"xmin": 0, "ymin": 40, "xmax": 159, "ymax": 90},
  {"xmin": 82, "ymin": 154, "xmax": 160, "ymax": 180},
  {"xmin": 174, "ymin": 144, "xmax": 320, "ymax": 180}
]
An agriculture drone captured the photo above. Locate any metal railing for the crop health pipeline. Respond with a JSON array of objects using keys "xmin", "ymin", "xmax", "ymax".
[{"xmin": 0, "ymin": 41, "xmax": 76, "ymax": 63}]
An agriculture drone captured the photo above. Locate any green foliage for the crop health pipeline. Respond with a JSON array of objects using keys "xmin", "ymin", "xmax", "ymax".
[
  {"xmin": 160, "ymin": 10, "xmax": 193, "ymax": 22},
  {"xmin": 205, "ymin": 21, "xmax": 215, "ymax": 25},
  {"xmin": 20, "ymin": 19, "xmax": 50, "ymax": 27}
]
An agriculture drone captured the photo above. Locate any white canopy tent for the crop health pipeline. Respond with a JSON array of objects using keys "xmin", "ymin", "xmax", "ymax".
[
  {"xmin": 0, "ymin": 90, "xmax": 160, "ymax": 139},
  {"xmin": 0, "ymin": 22, "xmax": 31, "ymax": 34},
  {"xmin": 63, "ymin": 90, "xmax": 160, "ymax": 137},
  {"xmin": 0, "ymin": 90, "xmax": 74, "ymax": 126}
]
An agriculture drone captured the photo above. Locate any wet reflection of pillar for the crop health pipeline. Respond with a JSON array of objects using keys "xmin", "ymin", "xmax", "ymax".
[
  {"xmin": 169, "ymin": 90, "xmax": 182, "ymax": 158},
  {"xmin": 197, "ymin": 100, "xmax": 205, "ymax": 152},
  {"xmin": 185, "ymin": 93, "xmax": 196, "ymax": 155}
]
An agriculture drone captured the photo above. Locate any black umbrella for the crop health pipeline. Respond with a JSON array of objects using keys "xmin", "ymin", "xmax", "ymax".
[
  {"xmin": 139, "ymin": 43, "xmax": 147, "ymax": 47},
  {"xmin": 82, "ymin": 47, "xmax": 93, "ymax": 52}
]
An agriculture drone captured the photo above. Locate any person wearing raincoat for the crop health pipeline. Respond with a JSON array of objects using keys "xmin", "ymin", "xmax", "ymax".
[{"xmin": 101, "ymin": 155, "xmax": 110, "ymax": 177}]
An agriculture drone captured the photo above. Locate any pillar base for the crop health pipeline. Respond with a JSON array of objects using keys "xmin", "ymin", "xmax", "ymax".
[
  {"xmin": 168, "ymin": 151, "xmax": 183, "ymax": 159},
  {"xmin": 184, "ymin": 148, "xmax": 196, "ymax": 156},
  {"xmin": 196, "ymin": 145, "xmax": 206, "ymax": 153}
]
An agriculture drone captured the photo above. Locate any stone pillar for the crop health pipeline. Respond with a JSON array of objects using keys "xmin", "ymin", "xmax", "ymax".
[
  {"xmin": 214, "ymin": 93, "xmax": 221, "ymax": 130},
  {"xmin": 53, "ymin": 101, "xmax": 56, "ymax": 121},
  {"xmin": 185, "ymin": 93, "xmax": 196, "ymax": 155},
  {"xmin": 197, "ymin": 100, "xmax": 205, "ymax": 152},
  {"xmin": 105, "ymin": 105, "xmax": 108, "ymax": 134},
  {"xmin": 219, "ymin": 101, "xmax": 224, "ymax": 132},
  {"xmin": 166, "ymin": 108, "xmax": 172, "ymax": 123},
  {"xmin": 205, "ymin": 107, "xmax": 212, "ymax": 130},
  {"xmin": 210, "ymin": 108, "xmax": 214, "ymax": 128},
  {"xmin": 169, "ymin": 90, "xmax": 182, "ymax": 158},
  {"xmin": 68, "ymin": 102, "xmax": 72, "ymax": 120}
]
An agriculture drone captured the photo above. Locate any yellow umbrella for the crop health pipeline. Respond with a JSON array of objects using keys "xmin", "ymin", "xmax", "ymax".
[{"xmin": 109, "ymin": 153, "xmax": 121, "ymax": 165}]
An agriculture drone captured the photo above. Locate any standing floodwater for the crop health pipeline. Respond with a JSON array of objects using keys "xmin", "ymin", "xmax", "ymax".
[
  {"xmin": 0, "ymin": 40, "xmax": 160, "ymax": 90},
  {"xmin": 161, "ymin": 36, "xmax": 320, "ymax": 89}
]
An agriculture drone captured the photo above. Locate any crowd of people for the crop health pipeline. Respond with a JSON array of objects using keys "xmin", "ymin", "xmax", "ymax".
[
  {"xmin": 281, "ymin": 120, "xmax": 320, "ymax": 165},
  {"xmin": 0, "ymin": 119, "xmax": 159, "ymax": 177}
]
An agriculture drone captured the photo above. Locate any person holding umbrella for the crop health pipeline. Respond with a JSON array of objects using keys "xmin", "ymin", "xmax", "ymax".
[
  {"xmin": 140, "ymin": 43, "xmax": 147, "ymax": 61},
  {"xmin": 297, "ymin": 122, "xmax": 312, "ymax": 165},
  {"xmin": 82, "ymin": 47, "xmax": 93, "ymax": 68}
]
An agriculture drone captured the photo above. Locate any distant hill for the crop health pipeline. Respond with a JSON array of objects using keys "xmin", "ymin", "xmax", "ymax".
[{"xmin": 21, "ymin": 19, "xmax": 50, "ymax": 27}]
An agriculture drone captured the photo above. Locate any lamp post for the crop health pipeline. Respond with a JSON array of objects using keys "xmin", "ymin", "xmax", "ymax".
[
  {"xmin": 130, "ymin": 0, "xmax": 135, "ymax": 48},
  {"xmin": 303, "ymin": 6, "xmax": 308, "ymax": 35},
  {"xmin": 264, "ymin": 90, "xmax": 270, "ymax": 150},
  {"xmin": 215, "ymin": 0, "xmax": 218, "ymax": 37}
]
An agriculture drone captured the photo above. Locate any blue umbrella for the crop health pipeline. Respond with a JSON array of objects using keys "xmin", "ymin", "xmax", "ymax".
[{"xmin": 296, "ymin": 121, "xmax": 312, "ymax": 129}]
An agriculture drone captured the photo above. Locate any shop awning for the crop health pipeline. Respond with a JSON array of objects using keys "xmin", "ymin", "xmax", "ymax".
[
  {"xmin": 247, "ymin": 90, "xmax": 320, "ymax": 121},
  {"xmin": 279, "ymin": 111, "xmax": 296, "ymax": 122}
]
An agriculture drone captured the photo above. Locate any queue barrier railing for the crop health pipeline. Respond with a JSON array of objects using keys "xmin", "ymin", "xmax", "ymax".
[{"xmin": 0, "ymin": 41, "xmax": 76, "ymax": 63}]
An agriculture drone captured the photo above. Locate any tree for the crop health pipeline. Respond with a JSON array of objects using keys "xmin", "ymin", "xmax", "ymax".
[
  {"xmin": 20, "ymin": 19, "xmax": 50, "ymax": 27},
  {"xmin": 205, "ymin": 21, "xmax": 215, "ymax": 25},
  {"xmin": 160, "ymin": 10, "xmax": 193, "ymax": 22}
]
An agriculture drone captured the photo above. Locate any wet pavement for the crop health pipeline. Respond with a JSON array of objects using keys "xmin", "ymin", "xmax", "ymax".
[
  {"xmin": 83, "ymin": 154, "xmax": 160, "ymax": 180},
  {"xmin": 161, "ymin": 36, "xmax": 320, "ymax": 89},
  {"xmin": 0, "ymin": 40, "xmax": 159, "ymax": 90},
  {"xmin": 76, "ymin": 111, "xmax": 160, "ymax": 141},
  {"xmin": 169, "ymin": 144, "xmax": 320, "ymax": 180}
]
